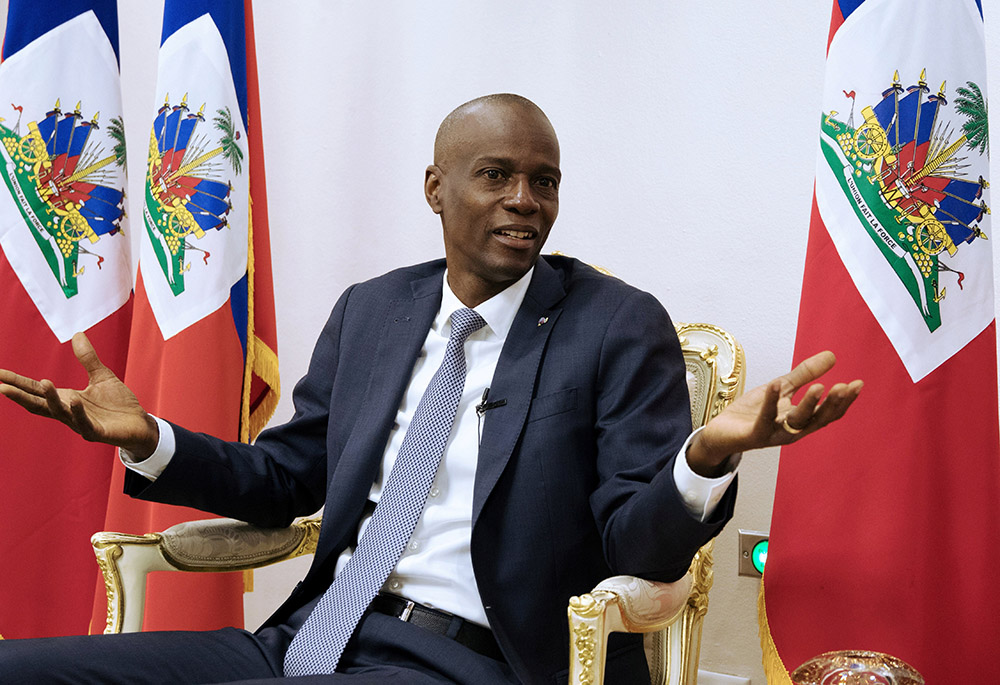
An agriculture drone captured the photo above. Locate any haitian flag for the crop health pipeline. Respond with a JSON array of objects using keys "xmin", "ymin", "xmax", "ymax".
[
  {"xmin": 760, "ymin": 1, "xmax": 999, "ymax": 683},
  {"xmin": 93, "ymin": 0, "xmax": 278, "ymax": 633},
  {"xmin": 0, "ymin": 1, "xmax": 131, "ymax": 638}
]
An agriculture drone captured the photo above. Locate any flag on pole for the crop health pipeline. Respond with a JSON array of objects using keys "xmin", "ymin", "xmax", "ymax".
[
  {"xmin": 760, "ymin": 1, "xmax": 999, "ymax": 683},
  {"xmin": 93, "ymin": 0, "xmax": 278, "ymax": 633},
  {"xmin": 0, "ymin": 0, "xmax": 132, "ymax": 639}
]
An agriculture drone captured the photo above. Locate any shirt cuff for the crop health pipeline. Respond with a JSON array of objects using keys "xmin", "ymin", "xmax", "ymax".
[
  {"xmin": 673, "ymin": 426, "xmax": 740, "ymax": 522},
  {"xmin": 118, "ymin": 415, "xmax": 176, "ymax": 481}
]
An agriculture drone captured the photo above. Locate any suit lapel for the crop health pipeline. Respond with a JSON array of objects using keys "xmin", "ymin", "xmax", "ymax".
[
  {"xmin": 365, "ymin": 271, "xmax": 445, "ymax": 427},
  {"xmin": 320, "ymin": 270, "xmax": 442, "ymax": 548},
  {"xmin": 472, "ymin": 259, "xmax": 566, "ymax": 526}
]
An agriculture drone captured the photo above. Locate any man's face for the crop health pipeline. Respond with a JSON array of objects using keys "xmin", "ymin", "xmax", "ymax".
[{"xmin": 425, "ymin": 102, "xmax": 561, "ymax": 306}]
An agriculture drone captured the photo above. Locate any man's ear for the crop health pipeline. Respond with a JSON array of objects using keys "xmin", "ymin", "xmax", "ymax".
[{"xmin": 424, "ymin": 165, "xmax": 443, "ymax": 214}]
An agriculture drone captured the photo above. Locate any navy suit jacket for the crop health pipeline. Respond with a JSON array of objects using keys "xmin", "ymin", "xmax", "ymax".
[{"xmin": 126, "ymin": 255, "xmax": 735, "ymax": 684}]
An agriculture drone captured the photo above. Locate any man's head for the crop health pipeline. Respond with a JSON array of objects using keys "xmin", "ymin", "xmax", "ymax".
[{"xmin": 425, "ymin": 94, "xmax": 560, "ymax": 307}]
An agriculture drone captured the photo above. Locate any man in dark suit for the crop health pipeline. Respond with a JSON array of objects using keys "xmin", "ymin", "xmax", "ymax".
[{"xmin": 0, "ymin": 94, "xmax": 861, "ymax": 684}]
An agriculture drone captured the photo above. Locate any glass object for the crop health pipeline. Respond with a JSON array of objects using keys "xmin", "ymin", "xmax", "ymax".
[{"xmin": 791, "ymin": 650, "xmax": 924, "ymax": 685}]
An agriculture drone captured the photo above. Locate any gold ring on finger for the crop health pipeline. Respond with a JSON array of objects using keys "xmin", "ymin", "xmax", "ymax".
[{"xmin": 781, "ymin": 418, "xmax": 804, "ymax": 435}]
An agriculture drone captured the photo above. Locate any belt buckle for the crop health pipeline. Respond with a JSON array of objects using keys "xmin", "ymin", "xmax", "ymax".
[{"xmin": 398, "ymin": 599, "xmax": 416, "ymax": 622}]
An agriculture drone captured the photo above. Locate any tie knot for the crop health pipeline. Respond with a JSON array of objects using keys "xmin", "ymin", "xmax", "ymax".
[{"xmin": 449, "ymin": 307, "xmax": 486, "ymax": 343}]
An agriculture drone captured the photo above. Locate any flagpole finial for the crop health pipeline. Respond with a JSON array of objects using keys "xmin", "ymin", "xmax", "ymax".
[
  {"xmin": 938, "ymin": 81, "xmax": 947, "ymax": 98},
  {"xmin": 919, "ymin": 68, "xmax": 927, "ymax": 86},
  {"xmin": 91, "ymin": 111, "xmax": 100, "ymax": 125},
  {"xmin": 893, "ymin": 70, "xmax": 900, "ymax": 84}
]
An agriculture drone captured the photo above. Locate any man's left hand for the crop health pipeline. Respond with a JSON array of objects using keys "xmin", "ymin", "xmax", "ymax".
[{"xmin": 685, "ymin": 351, "xmax": 863, "ymax": 478}]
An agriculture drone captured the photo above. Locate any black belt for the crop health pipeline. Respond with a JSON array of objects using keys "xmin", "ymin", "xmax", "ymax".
[{"xmin": 369, "ymin": 593, "xmax": 505, "ymax": 662}]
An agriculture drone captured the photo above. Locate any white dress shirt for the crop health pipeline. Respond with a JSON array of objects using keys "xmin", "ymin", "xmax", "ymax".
[{"xmin": 123, "ymin": 268, "xmax": 737, "ymax": 627}]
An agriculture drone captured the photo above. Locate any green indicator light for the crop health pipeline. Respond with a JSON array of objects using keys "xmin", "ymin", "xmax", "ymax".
[{"xmin": 751, "ymin": 539, "xmax": 768, "ymax": 574}]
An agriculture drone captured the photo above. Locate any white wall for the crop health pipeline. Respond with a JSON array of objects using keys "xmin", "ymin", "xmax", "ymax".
[{"xmin": 9, "ymin": 2, "xmax": 998, "ymax": 682}]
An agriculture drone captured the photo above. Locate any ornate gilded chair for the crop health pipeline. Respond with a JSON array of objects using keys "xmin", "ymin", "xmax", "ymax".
[
  {"xmin": 91, "ymin": 516, "xmax": 321, "ymax": 634},
  {"xmin": 567, "ymin": 321, "xmax": 745, "ymax": 685}
]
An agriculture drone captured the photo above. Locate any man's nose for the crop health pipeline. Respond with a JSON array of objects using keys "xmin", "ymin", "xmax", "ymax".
[{"xmin": 503, "ymin": 177, "xmax": 540, "ymax": 214}]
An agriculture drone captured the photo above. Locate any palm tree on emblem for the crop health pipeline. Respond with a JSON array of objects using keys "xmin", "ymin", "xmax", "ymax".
[
  {"xmin": 214, "ymin": 106, "xmax": 243, "ymax": 175},
  {"xmin": 108, "ymin": 116, "xmax": 127, "ymax": 168},
  {"xmin": 955, "ymin": 81, "xmax": 988, "ymax": 157}
]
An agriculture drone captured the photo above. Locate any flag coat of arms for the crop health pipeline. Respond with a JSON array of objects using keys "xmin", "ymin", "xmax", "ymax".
[
  {"xmin": 761, "ymin": 1, "xmax": 1000, "ymax": 683},
  {"xmin": 94, "ymin": 0, "xmax": 278, "ymax": 633},
  {"xmin": 0, "ymin": 0, "xmax": 132, "ymax": 639}
]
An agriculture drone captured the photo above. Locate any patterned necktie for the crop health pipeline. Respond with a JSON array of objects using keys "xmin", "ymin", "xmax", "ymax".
[{"xmin": 283, "ymin": 307, "xmax": 487, "ymax": 677}]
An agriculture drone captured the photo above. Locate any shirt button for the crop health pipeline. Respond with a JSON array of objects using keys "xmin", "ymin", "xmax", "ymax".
[
  {"xmin": 408, "ymin": 540, "xmax": 420, "ymax": 551},
  {"xmin": 429, "ymin": 487, "xmax": 440, "ymax": 498},
  {"xmin": 389, "ymin": 579, "xmax": 402, "ymax": 591}
]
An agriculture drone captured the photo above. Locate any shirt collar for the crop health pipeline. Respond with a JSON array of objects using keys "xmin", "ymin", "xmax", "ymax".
[{"xmin": 435, "ymin": 267, "xmax": 534, "ymax": 340}]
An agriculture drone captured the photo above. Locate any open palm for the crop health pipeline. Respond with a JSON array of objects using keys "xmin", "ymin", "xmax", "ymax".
[{"xmin": 0, "ymin": 332, "xmax": 157, "ymax": 456}]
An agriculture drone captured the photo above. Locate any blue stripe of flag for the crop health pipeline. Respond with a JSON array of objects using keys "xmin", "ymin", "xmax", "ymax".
[
  {"xmin": 1, "ymin": 0, "xmax": 119, "ymax": 62},
  {"xmin": 160, "ymin": 0, "xmax": 248, "ymax": 128},
  {"xmin": 837, "ymin": 0, "xmax": 865, "ymax": 21}
]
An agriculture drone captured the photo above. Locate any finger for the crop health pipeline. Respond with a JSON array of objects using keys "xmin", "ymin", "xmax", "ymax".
[
  {"xmin": 809, "ymin": 379, "xmax": 864, "ymax": 427},
  {"xmin": 782, "ymin": 351, "xmax": 837, "ymax": 393},
  {"xmin": 757, "ymin": 379, "xmax": 783, "ymax": 427},
  {"xmin": 0, "ymin": 382, "xmax": 55, "ymax": 416},
  {"xmin": 0, "ymin": 369, "xmax": 47, "ymax": 397},
  {"xmin": 40, "ymin": 379, "xmax": 73, "ymax": 423},
  {"xmin": 789, "ymin": 380, "xmax": 862, "ymax": 436},
  {"xmin": 72, "ymin": 332, "xmax": 114, "ymax": 383},
  {"xmin": 782, "ymin": 383, "xmax": 825, "ymax": 429}
]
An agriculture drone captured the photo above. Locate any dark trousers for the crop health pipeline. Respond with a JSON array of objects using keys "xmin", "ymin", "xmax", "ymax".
[{"xmin": 0, "ymin": 612, "xmax": 518, "ymax": 684}]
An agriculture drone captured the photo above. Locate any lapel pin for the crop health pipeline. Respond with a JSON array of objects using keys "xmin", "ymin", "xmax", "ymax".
[{"xmin": 537, "ymin": 316, "xmax": 549, "ymax": 327}]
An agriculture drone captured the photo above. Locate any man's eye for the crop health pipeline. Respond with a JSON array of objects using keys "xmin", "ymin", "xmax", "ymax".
[
  {"xmin": 484, "ymin": 169, "xmax": 504, "ymax": 180},
  {"xmin": 537, "ymin": 177, "xmax": 558, "ymax": 189}
]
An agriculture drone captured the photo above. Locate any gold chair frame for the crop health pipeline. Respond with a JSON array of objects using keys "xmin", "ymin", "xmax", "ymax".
[{"xmin": 567, "ymin": 321, "xmax": 745, "ymax": 685}]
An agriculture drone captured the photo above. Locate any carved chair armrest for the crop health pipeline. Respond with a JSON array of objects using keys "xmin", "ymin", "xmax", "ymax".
[
  {"xmin": 592, "ymin": 575, "xmax": 693, "ymax": 632},
  {"xmin": 567, "ymin": 574, "xmax": 692, "ymax": 682},
  {"xmin": 567, "ymin": 540, "xmax": 715, "ymax": 685},
  {"xmin": 92, "ymin": 516, "xmax": 321, "ymax": 634}
]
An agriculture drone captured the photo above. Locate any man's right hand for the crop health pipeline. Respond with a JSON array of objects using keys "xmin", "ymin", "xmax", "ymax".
[{"xmin": 0, "ymin": 331, "xmax": 159, "ymax": 459}]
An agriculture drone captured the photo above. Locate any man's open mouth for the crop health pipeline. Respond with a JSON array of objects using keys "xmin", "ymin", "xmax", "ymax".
[{"xmin": 494, "ymin": 228, "xmax": 535, "ymax": 240}]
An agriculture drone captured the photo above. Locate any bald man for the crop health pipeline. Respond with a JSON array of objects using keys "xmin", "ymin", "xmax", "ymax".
[{"xmin": 0, "ymin": 94, "xmax": 860, "ymax": 684}]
